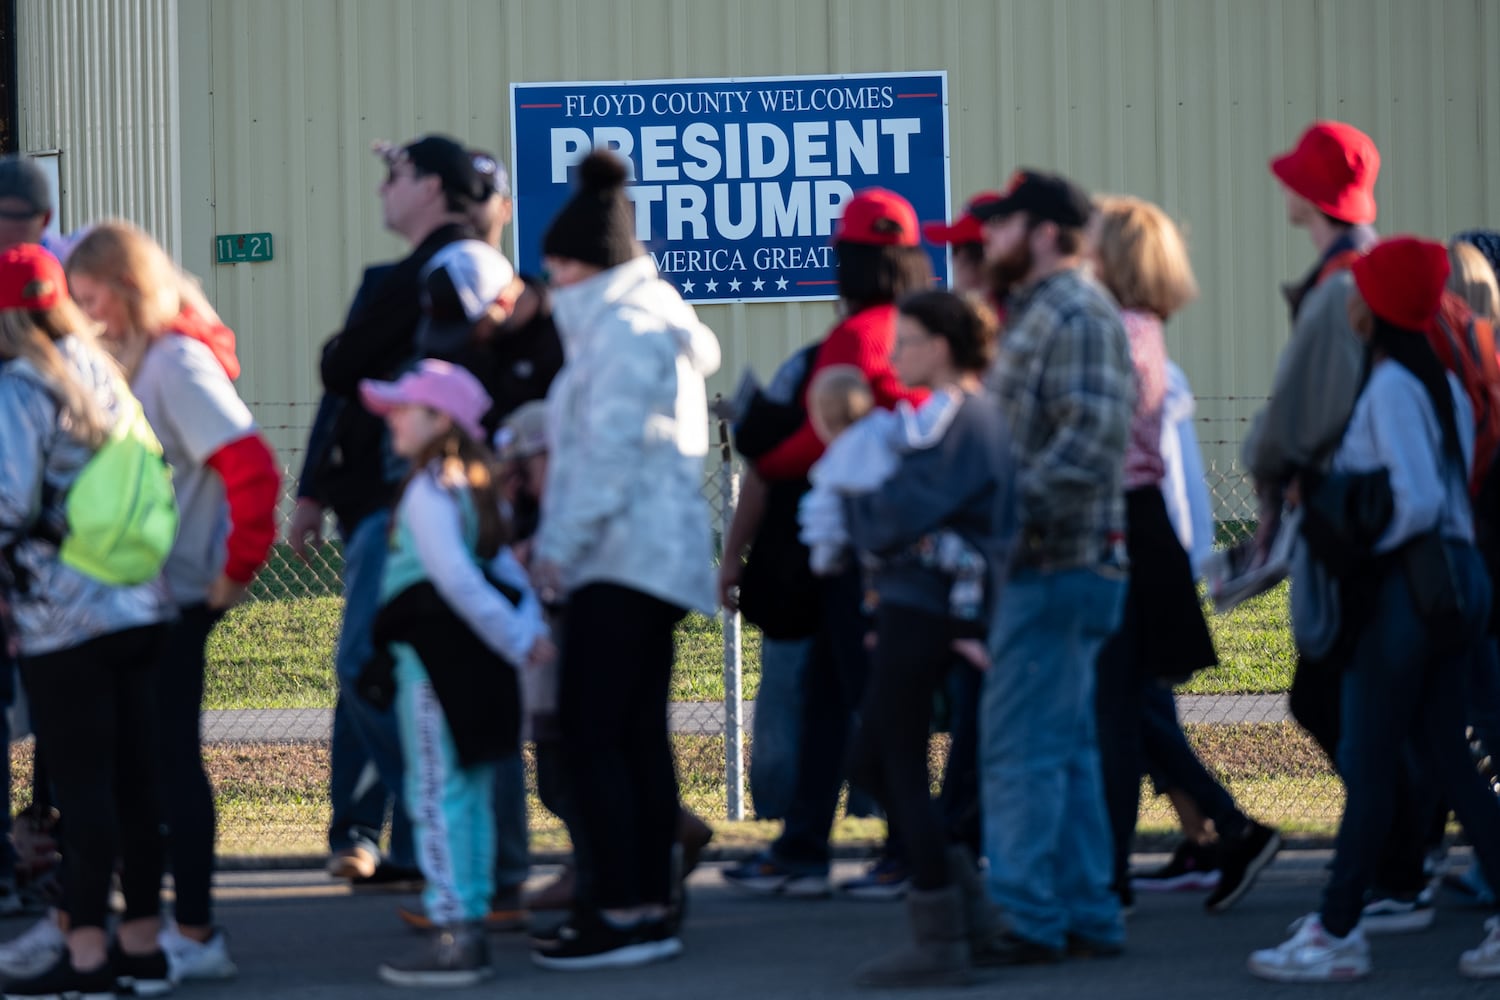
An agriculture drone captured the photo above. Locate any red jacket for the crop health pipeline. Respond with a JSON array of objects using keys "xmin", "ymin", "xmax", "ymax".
[{"xmin": 755, "ymin": 304, "xmax": 929, "ymax": 481}]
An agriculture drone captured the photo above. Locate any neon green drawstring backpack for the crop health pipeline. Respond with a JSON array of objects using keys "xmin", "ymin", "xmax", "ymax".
[{"xmin": 57, "ymin": 393, "xmax": 179, "ymax": 585}]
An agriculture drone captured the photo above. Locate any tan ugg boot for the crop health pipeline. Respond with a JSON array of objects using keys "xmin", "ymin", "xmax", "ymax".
[{"xmin": 854, "ymin": 884, "xmax": 972, "ymax": 988}]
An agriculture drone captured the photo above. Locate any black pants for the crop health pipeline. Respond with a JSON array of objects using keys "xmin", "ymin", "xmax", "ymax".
[
  {"xmin": 848, "ymin": 604, "xmax": 953, "ymax": 891},
  {"xmin": 1291, "ymin": 654, "xmax": 1430, "ymax": 895},
  {"xmin": 153, "ymin": 605, "xmax": 222, "ymax": 928},
  {"xmin": 21, "ymin": 625, "xmax": 166, "ymax": 930},
  {"xmin": 558, "ymin": 584, "xmax": 685, "ymax": 911}
]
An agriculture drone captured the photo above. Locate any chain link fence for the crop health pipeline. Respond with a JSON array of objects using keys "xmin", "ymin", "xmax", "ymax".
[{"xmin": 10, "ymin": 399, "xmax": 1338, "ymax": 859}]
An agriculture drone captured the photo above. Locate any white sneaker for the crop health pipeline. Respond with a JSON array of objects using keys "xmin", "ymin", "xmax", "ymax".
[
  {"xmin": 1360, "ymin": 886, "xmax": 1436, "ymax": 934},
  {"xmin": 159, "ymin": 923, "xmax": 239, "ymax": 980},
  {"xmin": 1460, "ymin": 915, "xmax": 1500, "ymax": 978},
  {"xmin": 1248, "ymin": 912, "xmax": 1371, "ymax": 982},
  {"xmin": 0, "ymin": 914, "xmax": 65, "ymax": 979}
]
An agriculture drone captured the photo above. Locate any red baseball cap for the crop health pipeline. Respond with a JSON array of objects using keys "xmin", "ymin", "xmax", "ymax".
[
  {"xmin": 832, "ymin": 188, "xmax": 920, "ymax": 247},
  {"xmin": 922, "ymin": 191, "xmax": 1003, "ymax": 246},
  {"xmin": 1351, "ymin": 236, "xmax": 1450, "ymax": 331},
  {"xmin": 1270, "ymin": 121, "xmax": 1380, "ymax": 225},
  {"xmin": 0, "ymin": 243, "xmax": 65, "ymax": 312}
]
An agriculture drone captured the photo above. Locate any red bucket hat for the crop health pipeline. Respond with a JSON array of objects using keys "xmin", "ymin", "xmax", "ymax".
[
  {"xmin": 833, "ymin": 188, "xmax": 920, "ymax": 247},
  {"xmin": 1270, "ymin": 121, "xmax": 1380, "ymax": 225},
  {"xmin": 922, "ymin": 191, "xmax": 1003, "ymax": 246},
  {"xmin": 1351, "ymin": 236, "xmax": 1450, "ymax": 331},
  {"xmin": 0, "ymin": 244, "xmax": 65, "ymax": 311}
]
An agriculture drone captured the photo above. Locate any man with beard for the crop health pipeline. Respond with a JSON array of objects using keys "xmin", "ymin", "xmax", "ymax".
[{"xmin": 969, "ymin": 170, "xmax": 1137, "ymax": 963}]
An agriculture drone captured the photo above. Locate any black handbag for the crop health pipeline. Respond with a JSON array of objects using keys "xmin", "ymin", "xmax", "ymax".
[
  {"xmin": 1400, "ymin": 530, "xmax": 1466, "ymax": 640},
  {"xmin": 1299, "ymin": 467, "xmax": 1394, "ymax": 579}
]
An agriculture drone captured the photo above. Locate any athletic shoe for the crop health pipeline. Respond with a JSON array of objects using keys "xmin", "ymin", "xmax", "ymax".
[
  {"xmin": 378, "ymin": 924, "xmax": 492, "ymax": 988},
  {"xmin": 1, "ymin": 949, "xmax": 117, "ymax": 999},
  {"xmin": 398, "ymin": 886, "xmax": 526, "ymax": 934},
  {"xmin": 158, "ymin": 923, "xmax": 238, "ymax": 980},
  {"xmin": 525, "ymin": 867, "xmax": 575, "ymax": 913},
  {"xmin": 1065, "ymin": 933, "xmax": 1124, "ymax": 959},
  {"xmin": 109, "ymin": 944, "xmax": 173, "ymax": 997},
  {"xmin": 971, "ymin": 930, "xmax": 1065, "ymax": 967},
  {"xmin": 1460, "ymin": 915, "xmax": 1500, "ymax": 978},
  {"xmin": 1443, "ymin": 864, "xmax": 1497, "ymax": 907},
  {"xmin": 0, "ymin": 916, "xmax": 65, "ymax": 980},
  {"xmin": 531, "ymin": 914, "xmax": 682, "ymax": 972},
  {"xmin": 1247, "ymin": 912, "xmax": 1370, "ymax": 982},
  {"xmin": 1205, "ymin": 822, "xmax": 1281, "ymax": 912},
  {"xmin": 721, "ymin": 854, "xmax": 830, "ymax": 897},
  {"xmin": 326, "ymin": 844, "xmax": 378, "ymax": 880},
  {"xmin": 1360, "ymin": 887, "xmax": 1435, "ymax": 935},
  {"xmin": 839, "ymin": 857, "xmax": 910, "ymax": 901},
  {"xmin": 1130, "ymin": 840, "xmax": 1222, "ymax": 892},
  {"xmin": 350, "ymin": 863, "xmax": 425, "ymax": 893}
]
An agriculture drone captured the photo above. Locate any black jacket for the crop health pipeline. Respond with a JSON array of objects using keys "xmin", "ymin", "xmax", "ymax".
[{"xmin": 366, "ymin": 580, "xmax": 521, "ymax": 767}]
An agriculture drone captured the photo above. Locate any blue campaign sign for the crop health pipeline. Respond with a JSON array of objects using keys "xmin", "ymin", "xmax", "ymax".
[{"xmin": 510, "ymin": 72, "xmax": 950, "ymax": 303}]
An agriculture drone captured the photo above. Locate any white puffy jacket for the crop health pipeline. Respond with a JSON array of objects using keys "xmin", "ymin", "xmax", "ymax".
[{"xmin": 537, "ymin": 255, "xmax": 722, "ymax": 614}]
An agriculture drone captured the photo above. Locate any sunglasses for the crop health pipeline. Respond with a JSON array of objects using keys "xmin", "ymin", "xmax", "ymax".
[{"xmin": 0, "ymin": 207, "xmax": 41, "ymax": 222}]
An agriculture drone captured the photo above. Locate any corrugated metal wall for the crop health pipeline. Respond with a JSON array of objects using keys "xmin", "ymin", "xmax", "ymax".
[
  {"xmin": 16, "ymin": 0, "xmax": 181, "ymax": 254},
  {"xmin": 19, "ymin": 0, "xmax": 1500, "ymax": 475}
]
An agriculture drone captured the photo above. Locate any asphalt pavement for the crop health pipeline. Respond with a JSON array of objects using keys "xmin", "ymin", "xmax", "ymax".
[{"xmin": 30, "ymin": 851, "xmax": 1493, "ymax": 999}]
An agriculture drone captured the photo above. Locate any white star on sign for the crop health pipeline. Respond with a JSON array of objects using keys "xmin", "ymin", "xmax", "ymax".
[
  {"xmin": 681, "ymin": 278, "xmax": 696, "ymax": 293},
  {"xmin": 775, "ymin": 276, "xmax": 789, "ymax": 291},
  {"xmin": 705, "ymin": 279, "xmax": 718, "ymax": 293},
  {"xmin": 751, "ymin": 277, "xmax": 765, "ymax": 291},
  {"xmin": 728, "ymin": 278, "xmax": 742, "ymax": 292}
]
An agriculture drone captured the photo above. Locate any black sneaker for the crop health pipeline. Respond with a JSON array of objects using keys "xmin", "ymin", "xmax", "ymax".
[
  {"xmin": 377, "ymin": 924, "xmax": 492, "ymax": 988},
  {"xmin": 109, "ymin": 944, "xmax": 172, "ymax": 997},
  {"xmin": 350, "ymin": 863, "xmax": 425, "ymax": 894},
  {"xmin": 972, "ymin": 930, "xmax": 1065, "ymax": 967},
  {"xmin": 2, "ymin": 949, "xmax": 117, "ymax": 999},
  {"xmin": 1065, "ymin": 933, "xmax": 1124, "ymax": 959},
  {"xmin": 1130, "ymin": 840, "xmax": 1223, "ymax": 893},
  {"xmin": 531, "ymin": 914, "xmax": 682, "ymax": 971},
  {"xmin": 1205, "ymin": 822, "xmax": 1282, "ymax": 913}
]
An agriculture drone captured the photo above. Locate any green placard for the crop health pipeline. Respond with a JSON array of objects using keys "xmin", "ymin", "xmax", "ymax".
[{"xmin": 216, "ymin": 232, "xmax": 274, "ymax": 264}]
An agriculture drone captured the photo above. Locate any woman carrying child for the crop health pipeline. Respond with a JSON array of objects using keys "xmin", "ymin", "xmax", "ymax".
[
  {"xmin": 359, "ymin": 359, "xmax": 554, "ymax": 987},
  {"xmin": 839, "ymin": 290, "xmax": 1016, "ymax": 988}
]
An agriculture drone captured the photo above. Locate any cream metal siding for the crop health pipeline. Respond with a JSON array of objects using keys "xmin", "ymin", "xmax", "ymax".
[
  {"xmin": 19, "ymin": 1, "xmax": 1500, "ymax": 486},
  {"xmin": 16, "ymin": 0, "xmax": 182, "ymax": 254}
]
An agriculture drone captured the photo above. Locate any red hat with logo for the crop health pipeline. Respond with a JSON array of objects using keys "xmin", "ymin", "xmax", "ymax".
[
  {"xmin": 1270, "ymin": 121, "xmax": 1380, "ymax": 225},
  {"xmin": 832, "ymin": 188, "xmax": 920, "ymax": 247},
  {"xmin": 0, "ymin": 243, "xmax": 65, "ymax": 311},
  {"xmin": 1351, "ymin": 236, "xmax": 1450, "ymax": 331},
  {"xmin": 922, "ymin": 191, "xmax": 1003, "ymax": 246}
]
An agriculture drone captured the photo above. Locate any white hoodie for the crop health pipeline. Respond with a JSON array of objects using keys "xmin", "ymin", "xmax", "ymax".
[{"xmin": 537, "ymin": 255, "xmax": 723, "ymax": 613}]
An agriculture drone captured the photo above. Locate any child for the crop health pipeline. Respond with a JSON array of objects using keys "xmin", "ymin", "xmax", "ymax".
[
  {"xmin": 359, "ymin": 359, "xmax": 555, "ymax": 988},
  {"xmin": 797, "ymin": 365, "xmax": 989, "ymax": 669}
]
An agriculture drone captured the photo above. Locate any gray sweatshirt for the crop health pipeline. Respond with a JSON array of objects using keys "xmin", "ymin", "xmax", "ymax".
[{"xmin": 844, "ymin": 391, "xmax": 1016, "ymax": 619}]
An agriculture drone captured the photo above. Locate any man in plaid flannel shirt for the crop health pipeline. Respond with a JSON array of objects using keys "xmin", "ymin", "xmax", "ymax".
[{"xmin": 970, "ymin": 170, "xmax": 1137, "ymax": 963}]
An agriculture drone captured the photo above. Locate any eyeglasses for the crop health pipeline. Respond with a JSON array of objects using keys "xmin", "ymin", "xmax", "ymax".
[
  {"xmin": 893, "ymin": 334, "xmax": 931, "ymax": 351},
  {"xmin": 0, "ymin": 207, "xmax": 40, "ymax": 222}
]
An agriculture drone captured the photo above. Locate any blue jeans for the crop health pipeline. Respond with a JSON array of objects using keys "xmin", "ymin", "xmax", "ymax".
[
  {"xmin": 492, "ymin": 754, "xmax": 529, "ymax": 890},
  {"xmin": 1468, "ymin": 637, "xmax": 1500, "ymax": 756},
  {"xmin": 1321, "ymin": 543, "xmax": 1500, "ymax": 936},
  {"xmin": 327, "ymin": 510, "xmax": 414, "ymax": 867},
  {"xmin": 750, "ymin": 637, "xmax": 811, "ymax": 821},
  {"xmin": 980, "ymin": 566, "xmax": 1127, "ymax": 950}
]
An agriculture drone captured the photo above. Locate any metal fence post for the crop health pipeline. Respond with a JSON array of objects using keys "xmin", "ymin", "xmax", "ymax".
[{"xmin": 717, "ymin": 410, "xmax": 746, "ymax": 820}]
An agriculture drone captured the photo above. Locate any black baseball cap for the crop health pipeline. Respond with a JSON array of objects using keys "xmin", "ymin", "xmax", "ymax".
[
  {"xmin": 0, "ymin": 156, "xmax": 50, "ymax": 217},
  {"xmin": 970, "ymin": 169, "xmax": 1093, "ymax": 229},
  {"xmin": 382, "ymin": 135, "xmax": 488, "ymax": 206}
]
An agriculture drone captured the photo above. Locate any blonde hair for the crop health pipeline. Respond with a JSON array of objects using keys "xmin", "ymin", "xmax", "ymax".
[
  {"xmin": 64, "ymin": 219, "xmax": 226, "ymax": 337},
  {"xmin": 1449, "ymin": 240, "xmax": 1500, "ymax": 323},
  {"xmin": 403, "ymin": 426, "xmax": 509, "ymax": 560},
  {"xmin": 809, "ymin": 364, "xmax": 874, "ymax": 440},
  {"xmin": 0, "ymin": 299, "xmax": 115, "ymax": 448},
  {"xmin": 1091, "ymin": 195, "xmax": 1199, "ymax": 320}
]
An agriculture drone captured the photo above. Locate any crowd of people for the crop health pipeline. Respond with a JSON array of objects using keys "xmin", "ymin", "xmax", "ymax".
[{"xmin": 0, "ymin": 113, "xmax": 1495, "ymax": 994}]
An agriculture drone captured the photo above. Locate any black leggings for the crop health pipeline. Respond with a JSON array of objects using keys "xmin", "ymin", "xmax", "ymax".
[
  {"xmin": 154, "ymin": 606, "xmax": 223, "ymax": 928},
  {"xmin": 21, "ymin": 625, "xmax": 166, "ymax": 930},
  {"xmin": 558, "ymin": 584, "xmax": 685, "ymax": 911},
  {"xmin": 848, "ymin": 604, "xmax": 953, "ymax": 892}
]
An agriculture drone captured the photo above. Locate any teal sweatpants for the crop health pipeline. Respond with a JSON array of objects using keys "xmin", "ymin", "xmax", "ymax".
[{"xmin": 393, "ymin": 645, "xmax": 498, "ymax": 924}]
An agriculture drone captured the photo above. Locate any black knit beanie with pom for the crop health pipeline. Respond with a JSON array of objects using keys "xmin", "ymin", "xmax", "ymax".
[{"xmin": 541, "ymin": 150, "xmax": 641, "ymax": 269}]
